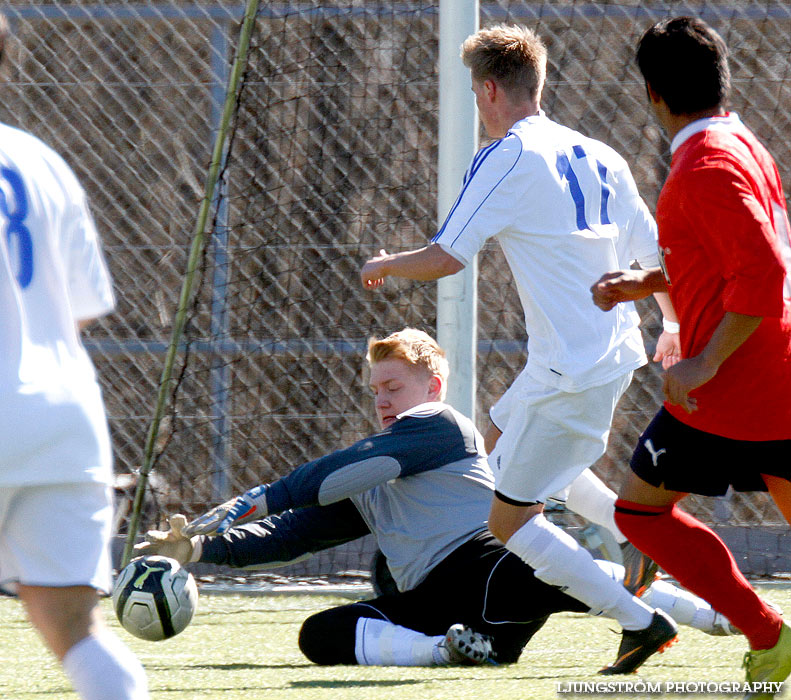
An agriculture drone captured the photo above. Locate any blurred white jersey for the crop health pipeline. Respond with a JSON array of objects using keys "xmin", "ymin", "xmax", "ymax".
[
  {"xmin": 0, "ymin": 123, "xmax": 115, "ymax": 485},
  {"xmin": 433, "ymin": 114, "xmax": 659, "ymax": 392}
]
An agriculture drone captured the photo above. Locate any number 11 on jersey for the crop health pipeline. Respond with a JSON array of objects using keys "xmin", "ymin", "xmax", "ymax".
[{"xmin": 555, "ymin": 145, "xmax": 612, "ymax": 231}]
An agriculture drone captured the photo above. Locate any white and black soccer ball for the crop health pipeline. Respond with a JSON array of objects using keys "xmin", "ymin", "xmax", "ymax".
[{"xmin": 112, "ymin": 555, "xmax": 198, "ymax": 641}]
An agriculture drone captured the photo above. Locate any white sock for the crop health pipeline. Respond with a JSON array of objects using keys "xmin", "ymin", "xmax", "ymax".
[
  {"xmin": 594, "ymin": 559, "xmax": 717, "ymax": 630},
  {"xmin": 565, "ymin": 469, "xmax": 626, "ymax": 544},
  {"xmin": 354, "ymin": 617, "xmax": 446, "ymax": 666},
  {"xmin": 641, "ymin": 579, "xmax": 718, "ymax": 632},
  {"xmin": 506, "ymin": 513, "xmax": 654, "ymax": 630},
  {"xmin": 62, "ymin": 632, "xmax": 148, "ymax": 700}
]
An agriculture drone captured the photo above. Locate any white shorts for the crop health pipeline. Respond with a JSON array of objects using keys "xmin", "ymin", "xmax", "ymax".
[
  {"xmin": 0, "ymin": 482, "xmax": 113, "ymax": 594},
  {"xmin": 489, "ymin": 369, "xmax": 632, "ymax": 504}
]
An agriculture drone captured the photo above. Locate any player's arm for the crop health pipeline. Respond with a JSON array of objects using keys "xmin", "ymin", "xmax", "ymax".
[
  {"xmin": 661, "ymin": 164, "xmax": 786, "ymax": 411},
  {"xmin": 652, "ymin": 291, "xmax": 681, "ymax": 369},
  {"xmin": 360, "ymin": 244, "xmax": 463, "ymax": 289},
  {"xmin": 590, "ymin": 267, "xmax": 667, "ymax": 310},
  {"xmin": 590, "ymin": 270, "xmax": 680, "ymax": 366},
  {"xmin": 614, "ymin": 184, "xmax": 681, "ymax": 366},
  {"xmin": 598, "ymin": 180, "xmax": 676, "ymax": 313},
  {"xmin": 361, "ymin": 138, "xmax": 519, "ymax": 290},
  {"xmin": 199, "ymin": 501, "xmax": 369, "ymax": 569},
  {"xmin": 652, "ymin": 291, "xmax": 677, "ymax": 325},
  {"xmin": 663, "ymin": 311, "xmax": 762, "ymax": 413},
  {"xmin": 137, "ymin": 500, "xmax": 369, "ymax": 568},
  {"xmin": 185, "ymin": 408, "xmax": 475, "ymax": 535}
]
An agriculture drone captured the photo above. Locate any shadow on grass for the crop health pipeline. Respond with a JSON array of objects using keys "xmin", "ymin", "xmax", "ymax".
[
  {"xmin": 190, "ymin": 619, "xmax": 299, "ymax": 627},
  {"xmin": 145, "ymin": 662, "xmax": 314, "ymax": 671},
  {"xmin": 290, "ymin": 680, "xmax": 425, "ymax": 689},
  {"xmin": 2, "ymin": 687, "xmax": 74, "ymax": 696}
]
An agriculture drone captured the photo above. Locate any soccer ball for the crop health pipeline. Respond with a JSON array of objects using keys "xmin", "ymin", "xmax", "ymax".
[{"xmin": 112, "ymin": 555, "xmax": 198, "ymax": 641}]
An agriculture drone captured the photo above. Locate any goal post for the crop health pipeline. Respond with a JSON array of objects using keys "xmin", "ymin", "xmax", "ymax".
[{"xmin": 436, "ymin": 0, "xmax": 479, "ymax": 422}]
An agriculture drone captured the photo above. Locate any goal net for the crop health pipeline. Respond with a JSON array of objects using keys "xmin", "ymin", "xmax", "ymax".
[
  {"xmin": 133, "ymin": 2, "xmax": 444, "ymax": 581},
  {"xmin": 10, "ymin": 1, "xmax": 787, "ymax": 584}
]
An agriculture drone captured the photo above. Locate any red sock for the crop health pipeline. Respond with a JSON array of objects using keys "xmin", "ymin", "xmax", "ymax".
[{"xmin": 615, "ymin": 498, "xmax": 782, "ymax": 650}]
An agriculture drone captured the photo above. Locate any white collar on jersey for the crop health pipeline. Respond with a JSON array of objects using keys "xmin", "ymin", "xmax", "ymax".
[
  {"xmin": 396, "ymin": 401, "xmax": 447, "ymax": 421},
  {"xmin": 508, "ymin": 108, "xmax": 547, "ymax": 133},
  {"xmin": 670, "ymin": 111, "xmax": 744, "ymax": 154}
]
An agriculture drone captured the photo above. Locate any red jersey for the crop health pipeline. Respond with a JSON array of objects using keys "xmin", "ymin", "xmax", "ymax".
[{"xmin": 657, "ymin": 113, "xmax": 791, "ymax": 440}]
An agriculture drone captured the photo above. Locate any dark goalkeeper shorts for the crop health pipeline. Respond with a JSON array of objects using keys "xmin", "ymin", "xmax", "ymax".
[
  {"xmin": 630, "ymin": 407, "xmax": 791, "ymax": 496},
  {"xmin": 299, "ymin": 530, "xmax": 587, "ymax": 665}
]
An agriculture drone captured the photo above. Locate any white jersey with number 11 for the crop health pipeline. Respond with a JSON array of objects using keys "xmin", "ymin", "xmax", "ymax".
[{"xmin": 433, "ymin": 113, "xmax": 659, "ymax": 392}]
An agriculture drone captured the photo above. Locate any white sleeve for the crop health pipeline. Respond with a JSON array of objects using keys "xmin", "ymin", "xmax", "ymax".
[
  {"xmin": 65, "ymin": 190, "xmax": 115, "ymax": 321},
  {"xmin": 608, "ymin": 161, "xmax": 660, "ymax": 269},
  {"xmin": 431, "ymin": 137, "xmax": 522, "ymax": 265},
  {"xmin": 627, "ymin": 197, "xmax": 660, "ymax": 269}
]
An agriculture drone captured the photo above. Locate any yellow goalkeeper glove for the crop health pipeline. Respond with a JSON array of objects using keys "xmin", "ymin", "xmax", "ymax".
[{"xmin": 135, "ymin": 514, "xmax": 202, "ymax": 565}]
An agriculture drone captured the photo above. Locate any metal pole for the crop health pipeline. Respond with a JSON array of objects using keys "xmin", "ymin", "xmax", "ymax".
[{"xmin": 436, "ymin": 0, "xmax": 479, "ymax": 421}]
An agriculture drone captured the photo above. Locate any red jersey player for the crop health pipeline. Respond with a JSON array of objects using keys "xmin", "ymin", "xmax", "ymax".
[{"xmin": 590, "ymin": 16, "xmax": 791, "ymax": 698}]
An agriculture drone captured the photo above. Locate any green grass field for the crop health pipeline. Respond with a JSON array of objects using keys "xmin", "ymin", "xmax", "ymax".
[{"xmin": 1, "ymin": 586, "xmax": 789, "ymax": 700}]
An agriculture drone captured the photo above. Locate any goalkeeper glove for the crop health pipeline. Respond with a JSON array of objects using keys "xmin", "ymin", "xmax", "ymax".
[
  {"xmin": 183, "ymin": 484, "xmax": 269, "ymax": 536},
  {"xmin": 134, "ymin": 514, "xmax": 202, "ymax": 564}
]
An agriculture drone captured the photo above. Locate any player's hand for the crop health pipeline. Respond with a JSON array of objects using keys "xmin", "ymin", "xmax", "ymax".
[
  {"xmin": 590, "ymin": 270, "xmax": 653, "ymax": 311},
  {"xmin": 183, "ymin": 484, "xmax": 269, "ymax": 536},
  {"xmin": 134, "ymin": 514, "xmax": 201, "ymax": 564},
  {"xmin": 653, "ymin": 330, "xmax": 682, "ymax": 370},
  {"xmin": 361, "ymin": 249, "xmax": 389, "ymax": 289},
  {"xmin": 662, "ymin": 355, "xmax": 718, "ymax": 413}
]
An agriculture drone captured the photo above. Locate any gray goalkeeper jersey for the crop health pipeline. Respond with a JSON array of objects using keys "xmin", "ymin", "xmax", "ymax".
[
  {"xmin": 203, "ymin": 402, "xmax": 494, "ymax": 592},
  {"xmin": 349, "ymin": 404, "xmax": 493, "ymax": 590}
]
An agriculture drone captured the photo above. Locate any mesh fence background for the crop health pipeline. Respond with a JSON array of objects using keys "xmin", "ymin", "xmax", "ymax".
[{"xmin": 3, "ymin": 2, "xmax": 789, "ymax": 575}]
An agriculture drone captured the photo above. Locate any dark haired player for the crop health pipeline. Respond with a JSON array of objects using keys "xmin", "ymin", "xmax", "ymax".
[{"xmin": 592, "ymin": 16, "xmax": 791, "ymax": 697}]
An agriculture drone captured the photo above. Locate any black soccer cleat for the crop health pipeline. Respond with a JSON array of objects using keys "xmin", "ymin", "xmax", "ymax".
[
  {"xmin": 620, "ymin": 541, "xmax": 659, "ymax": 597},
  {"xmin": 599, "ymin": 610, "xmax": 678, "ymax": 675}
]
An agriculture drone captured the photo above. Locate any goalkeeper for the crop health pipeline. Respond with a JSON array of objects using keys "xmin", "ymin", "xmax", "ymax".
[{"xmin": 139, "ymin": 328, "xmax": 740, "ymax": 667}]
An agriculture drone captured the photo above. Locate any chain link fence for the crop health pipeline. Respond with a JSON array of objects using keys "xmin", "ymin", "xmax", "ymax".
[{"xmin": 4, "ymin": 1, "xmax": 790, "ymax": 577}]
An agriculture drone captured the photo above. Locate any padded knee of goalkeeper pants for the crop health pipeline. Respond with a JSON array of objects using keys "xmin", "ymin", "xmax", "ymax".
[{"xmin": 299, "ymin": 604, "xmax": 384, "ymax": 665}]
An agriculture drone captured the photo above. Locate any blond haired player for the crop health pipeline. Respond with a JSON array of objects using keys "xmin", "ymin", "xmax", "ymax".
[
  {"xmin": 360, "ymin": 24, "xmax": 683, "ymax": 674},
  {"xmin": 140, "ymin": 329, "xmax": 737, "ymax": 668},
  {"xmin": 0, "ymin": 14, "xmax": 148, "ymax": 700}
]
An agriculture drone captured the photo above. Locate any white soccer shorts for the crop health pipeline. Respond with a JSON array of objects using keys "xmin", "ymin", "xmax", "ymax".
[
  {"xmin": 488, "ymin": 369, "xmax": 632, "ymax": 504},
  {"xmin": 0, "ymin": 482, "xmax": 113, "ymax": 594}
]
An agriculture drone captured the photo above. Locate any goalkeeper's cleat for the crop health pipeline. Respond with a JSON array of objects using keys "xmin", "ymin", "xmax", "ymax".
[
  {"xmin": 599, "ymin": 610, "xmax": 678, "ymax": 675},
  {"xmin": 620, "ymin": 541, "xmax": 659, "ymax": 597},
  {"xmin": 742, "ymin": 622, "xmax": 791, "ymax": 700},
  {"xmin": 437, "ymin": 624, "xmax": 496, "ymax": 666}
]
